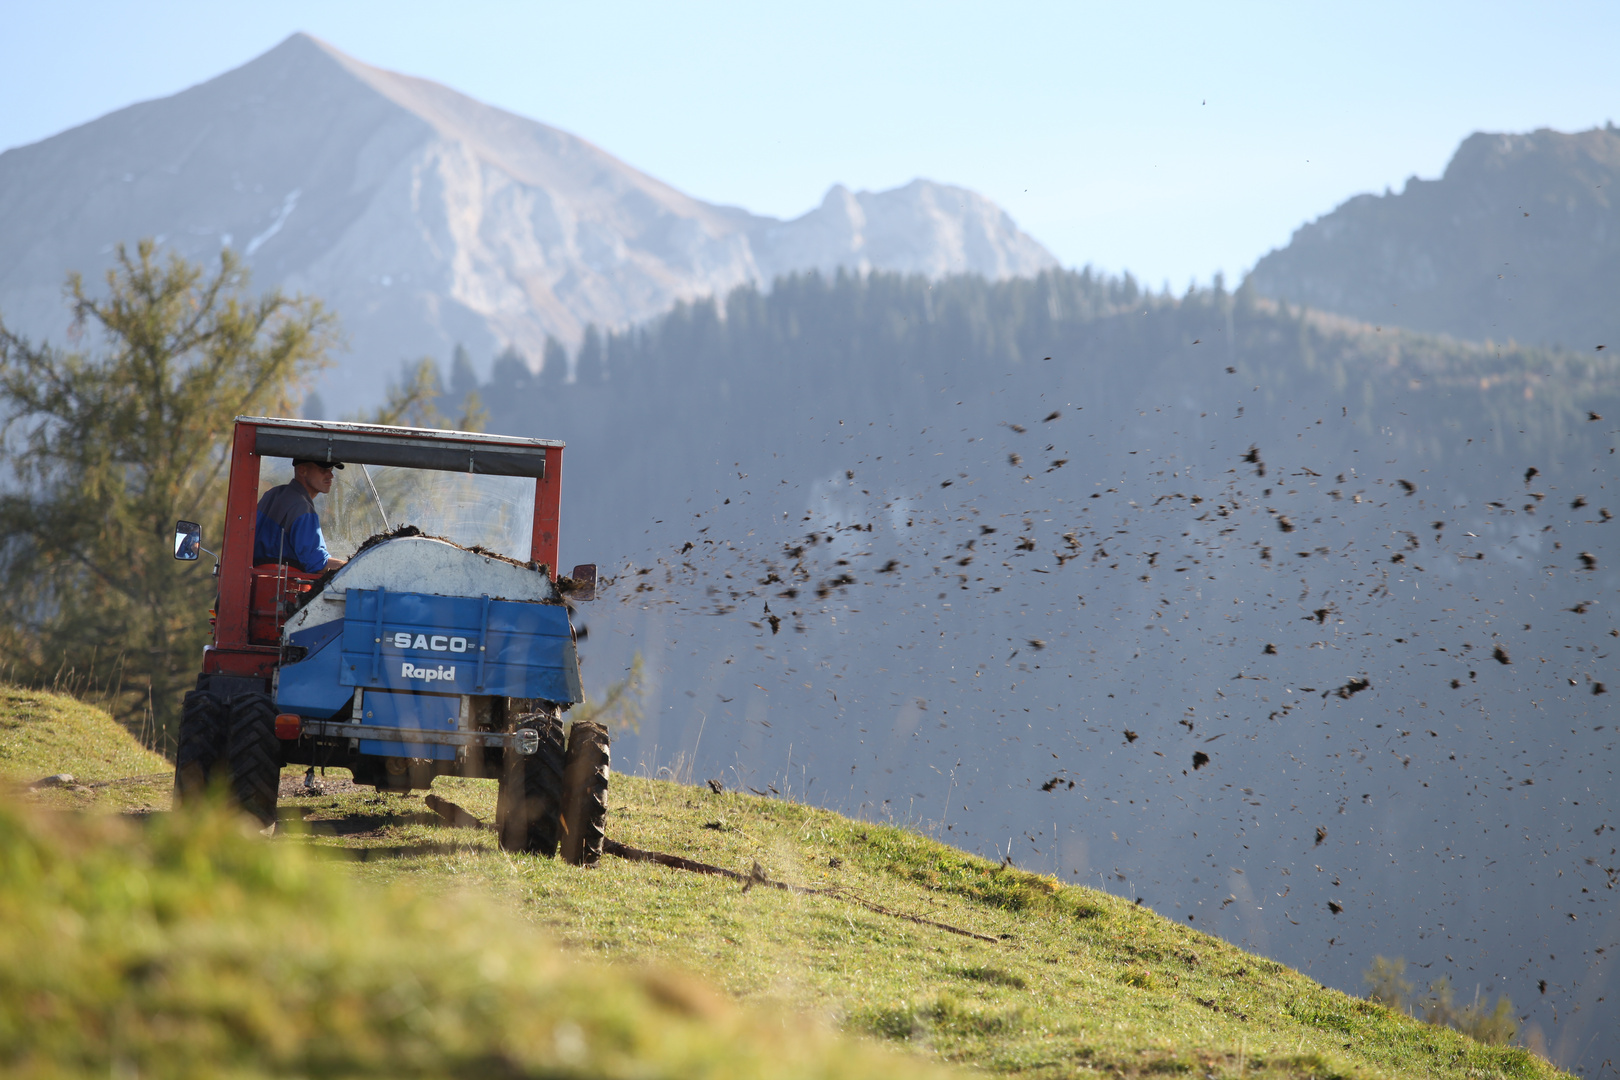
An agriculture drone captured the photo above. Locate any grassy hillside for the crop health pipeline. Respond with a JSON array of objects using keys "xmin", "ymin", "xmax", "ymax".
[
  {"xmin": 0, "ymin": 689, "xmax": 1567, "ymax": 1079},
  {"xmin": 0, "ymin": 685, "xmax": 170, "ymax": 809}
]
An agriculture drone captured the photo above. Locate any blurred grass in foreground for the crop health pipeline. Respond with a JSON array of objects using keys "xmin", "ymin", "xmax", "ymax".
[{"xmin": 0, "ymin": 793, "xmax": 945, "ymax": 1079}]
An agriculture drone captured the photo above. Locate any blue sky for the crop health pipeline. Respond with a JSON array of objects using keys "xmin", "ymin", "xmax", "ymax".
[{"xmin": 3, "ymin": 1, "xmax": 1614, "ymax": 286}]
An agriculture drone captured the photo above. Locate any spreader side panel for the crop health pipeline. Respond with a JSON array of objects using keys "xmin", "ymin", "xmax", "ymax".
[{"xmin": 338, "ymin": 588, "xmax": 582, "ymax": 703}]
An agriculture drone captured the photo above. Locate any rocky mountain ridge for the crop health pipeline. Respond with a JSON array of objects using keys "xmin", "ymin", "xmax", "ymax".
[
  {"xmin": 0, "ymin": 33, "xmax": 1055, "ymax": 401},
  {"xmin": 1247, "ymin": 125, "xmax": 1620, "ymax": 349}
]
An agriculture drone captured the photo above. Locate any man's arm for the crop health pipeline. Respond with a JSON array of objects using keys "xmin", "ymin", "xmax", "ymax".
[{"xmin": 286, "ymin": 513, "xmax": 338, "ymax": 574}]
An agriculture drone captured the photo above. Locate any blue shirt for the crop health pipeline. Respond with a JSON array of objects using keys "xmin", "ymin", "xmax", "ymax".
[{"xmin": 254, "ymin": 482, "xmax": 331, "ymax": 573}]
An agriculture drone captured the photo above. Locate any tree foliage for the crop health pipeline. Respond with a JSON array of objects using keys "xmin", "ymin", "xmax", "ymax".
[
  {"xmin": 1364, "ymin": 955, "xmax": 1415, "ymax": 1010},
  {"xmin": 476, "ymin": 268, "xmax": 1612, "ymax": 465},
  {"xmin": 448, "ymin": 343, "xmax": 478, "ymax": 404},
  {"xmin": 0, "ymin": 240, "xmax": 337, "ymax": 746},
  {"xmin": 1363, "ymin": 955, "xmax": 1517, "ymax": 1046},
  {"xmin": 575, "ymin": 324, "xmax": 605, "ymax": 384},
  {"xmin": 569, "ymin": 653, "xmax": 643, "ymax": 734},
  {"xmin": 540, "ymin": 335, "xmax": 567, "ymax": 387},
  {"xmin": 367, "ymin": 357, "xmax": 486, "ymax": 432}
]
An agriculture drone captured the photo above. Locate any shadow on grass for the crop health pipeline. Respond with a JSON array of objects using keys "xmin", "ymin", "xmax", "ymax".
[{"xmin": 125, "ymin": 806, "xmax": 492, "ymax": 864}]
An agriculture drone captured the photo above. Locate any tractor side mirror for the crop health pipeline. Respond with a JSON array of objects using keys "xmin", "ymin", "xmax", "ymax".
[
  {"xmin": 174, "ymin": 520, "xmax": 203, "ymax": 561},
  {"xmin": 567, "ymin": 563, "xmax": 598, "ymax": 602}
]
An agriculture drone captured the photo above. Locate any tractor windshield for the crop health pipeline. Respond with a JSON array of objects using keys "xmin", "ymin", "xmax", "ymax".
[{"xmin": 256, "ymin": 459, "xmax": 535, "ymax": 561}]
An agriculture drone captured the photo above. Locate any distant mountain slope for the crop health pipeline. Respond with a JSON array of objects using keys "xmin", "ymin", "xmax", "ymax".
[
  {"xmin": 456, "ymin": 268, "xmax": 1616, "ymax": 1072},
  {"xmin": 0, "ymin": 33, "xmax": 1055, "ymax": 401},
  {"xmin": 1247, "ymin": 126, "xmax": 1620, "ymax": 348}
]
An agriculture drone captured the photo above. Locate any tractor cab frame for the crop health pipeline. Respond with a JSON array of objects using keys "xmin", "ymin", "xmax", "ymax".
[{"xmin": 173, "ymin": 416, "xmax": 609, "ymax": 863}]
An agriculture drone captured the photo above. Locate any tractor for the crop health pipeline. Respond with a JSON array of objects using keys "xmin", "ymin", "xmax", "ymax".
[{"xmin": 172, "ymin": 415, "xmax": 607, "ymax": 863}]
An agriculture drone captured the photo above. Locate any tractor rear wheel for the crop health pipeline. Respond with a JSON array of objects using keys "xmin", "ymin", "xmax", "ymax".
[
  {"xmin": 558, "ymin": 720, "xmax": 610, "ymax": 866},
  {"xmin": 226, "ymin": 692, "xmax": 281, "ymax": 827},
  {"xmin": 174, "ymin": 690, "xmax": 226, "ymax": 806},
  {"xmin": 496, "ymin": 711, "xmax": 566, "ymax": 855}
]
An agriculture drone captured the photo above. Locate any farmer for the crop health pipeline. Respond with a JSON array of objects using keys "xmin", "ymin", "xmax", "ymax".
[{"xmin": 254, "ymin": 459, "xmax": 348, "ymax": 573}]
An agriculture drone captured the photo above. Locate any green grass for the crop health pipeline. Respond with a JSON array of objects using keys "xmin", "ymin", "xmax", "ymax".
[
  {"xmin": 317, "ymin": 776, "xmax": 1562, "ymax": 1079},
  {"xmin": 0, "ymin": 685, "xmax": 170, "ymax": 810},
  {"xmin": 0, "ymin": 687, "xmax": 1571, "ymax": 1079}
]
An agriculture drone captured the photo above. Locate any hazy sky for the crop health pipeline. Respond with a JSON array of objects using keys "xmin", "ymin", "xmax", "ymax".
[{"xmin": 3, "ymin": 1, "xmax": 1614, "ymax": 287}]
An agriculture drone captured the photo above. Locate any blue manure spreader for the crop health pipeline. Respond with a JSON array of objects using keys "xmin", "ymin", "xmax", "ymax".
[{"xmin": 172, "ymin": 416, "xmax": 608, "ymax": 864}]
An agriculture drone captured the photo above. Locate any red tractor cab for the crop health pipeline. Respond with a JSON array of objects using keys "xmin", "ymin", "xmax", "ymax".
[{"xmin": 173, "ymin": 416, "xmax": 607, "ymax": 864}]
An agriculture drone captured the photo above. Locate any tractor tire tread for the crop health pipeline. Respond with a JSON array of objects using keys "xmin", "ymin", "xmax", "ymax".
[
  {"xmin": 497, "ymin": 711, "xmax": 566, "ymax": 855},
  {"xmin": 559, "ymin": 720, "xmax": 610, "ymax": 866},
  {"xmin": 174, "ymin": 690, "xmax": 226, "ymax": 806},
  {"xmin": 226, "ymin": 692, "xmax": 281, "ymax": 826}
]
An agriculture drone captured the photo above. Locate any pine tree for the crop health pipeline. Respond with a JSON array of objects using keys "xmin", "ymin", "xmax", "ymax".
[
  {"xmin": 575, "ymin": 325, "xmax": 604, "ymax": 384},
  {"xmin": 371, "ymin": 357, "xmax": 485, "ymax": 432},
  {"xmin": 491, "ymin": 345, "xmax": 531, "ymax": 391},
  {"xmin": 0, "ymin": 241, "xmax": 336, "ymax": 746},
  {"xmin": 448, "ymin": 343, "xmax": 479, "ymax": 404},
  {"xmin": 540, "ymin": 336, "xmax": 567, "ymax": 388}
]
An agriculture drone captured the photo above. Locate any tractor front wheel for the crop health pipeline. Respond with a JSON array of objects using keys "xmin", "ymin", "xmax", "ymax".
[
  {"xmin": 174, "ymin": 690, "xmax": 226, "ymax": 806},
  {"xmin": 559, "ymin": 720, "xmax": 610, "ymax": 866},
  {"xmin": 226, "ymin": 692, "xmax": 281, "ymax": 827},
  {"xmin": 496, "ymin": 711, "xmax": 566, "ymax": 855}
]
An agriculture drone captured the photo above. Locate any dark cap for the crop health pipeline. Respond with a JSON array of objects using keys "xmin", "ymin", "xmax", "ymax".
[{"xmin": 292, "ymin": 458, "xmax": 345, "ymax": 470}]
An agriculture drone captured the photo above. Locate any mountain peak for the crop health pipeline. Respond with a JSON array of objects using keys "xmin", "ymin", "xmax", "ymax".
[
  {"xmin": 246, "ymin": 31, "xmax": 420, "ymax": 89},
  {"xmin": 0, "ymin": 37, "xmax": 1058, "ymax": 400},
  {"xmin": 764, "ymin": 179, "xmax": 1057, "ymax": 282},
  {"xmin": 1247, "ymin": 125, "xmax": 1620, "ymax": 348}
]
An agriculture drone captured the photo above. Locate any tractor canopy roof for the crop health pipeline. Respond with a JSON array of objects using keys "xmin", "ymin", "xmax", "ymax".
[{"xmin": 240, "ymin": 416, "xmax": 564, "ymax": 479}]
